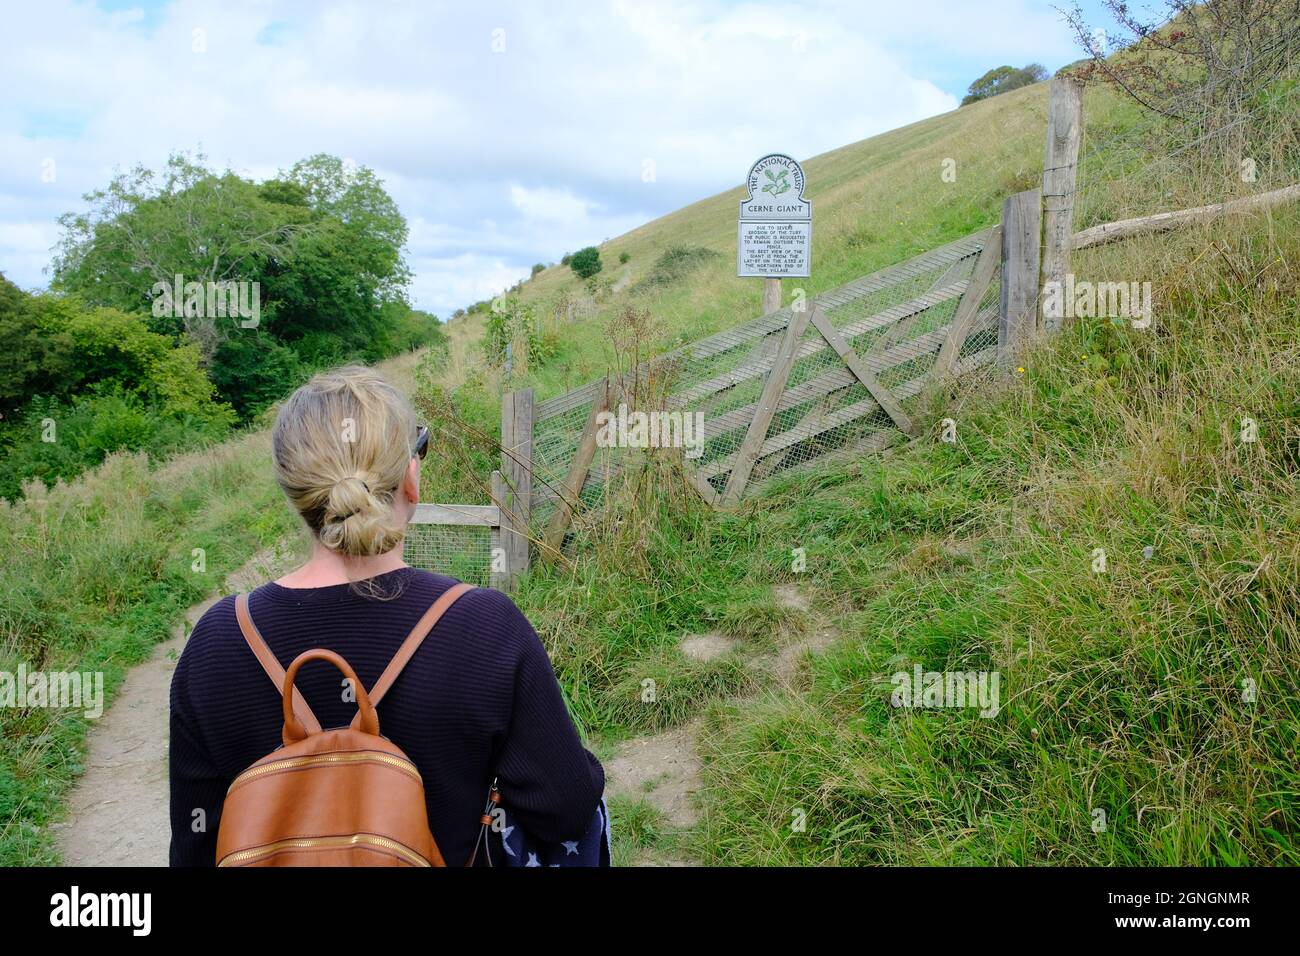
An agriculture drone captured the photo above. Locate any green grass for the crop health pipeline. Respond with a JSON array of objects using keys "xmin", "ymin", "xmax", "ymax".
[{"xmin": 512, "ymin": 203, "xmax": 1300, "ymax": 865}]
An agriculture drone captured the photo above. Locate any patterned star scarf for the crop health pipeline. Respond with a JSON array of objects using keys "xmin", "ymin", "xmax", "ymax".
[{"xmin": 469, "ymin": 781, "xmax": 612, "ymax": 867}]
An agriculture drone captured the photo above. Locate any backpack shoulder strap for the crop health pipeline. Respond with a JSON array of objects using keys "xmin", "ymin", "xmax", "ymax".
[
  {"xmin": 349, "ymin": 581, "xmax": 476, "ymax": 729},
  {"xmin": 234, "ymin": 592, "xmax": 322, "ymax": 736}
]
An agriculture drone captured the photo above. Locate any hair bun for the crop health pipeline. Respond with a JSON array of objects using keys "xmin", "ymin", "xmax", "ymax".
[
  {"xmin": 325, "ymin": 475, "xmax": 375, "ymax": 522},
  {"xmin": 317, "ymin": 473, "xmax": 402, "ymax": 556}
]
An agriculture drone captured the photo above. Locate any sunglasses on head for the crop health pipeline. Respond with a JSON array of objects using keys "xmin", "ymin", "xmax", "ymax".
[{"xmin": 414, "ymin": 424, "xmax": 430, "ymax": 460}]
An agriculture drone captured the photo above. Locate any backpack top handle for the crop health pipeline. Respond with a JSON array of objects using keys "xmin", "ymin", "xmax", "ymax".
[{"xmin": 281, "ymin": 648, "xmax": 379, "ymax": 744}]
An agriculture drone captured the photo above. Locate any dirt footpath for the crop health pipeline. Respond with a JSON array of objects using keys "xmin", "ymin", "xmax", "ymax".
[{"xmin": 52, "ymin": 548, "xmax": 293, "ymax": 866}]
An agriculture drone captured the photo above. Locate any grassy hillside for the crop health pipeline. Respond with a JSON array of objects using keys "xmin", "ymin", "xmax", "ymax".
[
  {"xmin": 691, "ymin": 206, "xmax": 1300, "ymax": 864},
  {"xmin": 492, "ymin": 80, "xmax": 1130, "ymax": 402},
  {"xmin": 490, "ymin": 76, "xmax": 1300, "ymax": 863}
]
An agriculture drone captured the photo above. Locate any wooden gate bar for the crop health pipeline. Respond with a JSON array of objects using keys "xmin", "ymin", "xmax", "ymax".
[
  {"xmin": 932, "ymin": 224, "xmax": 1002, "ymax": 377},
  {"xmin": 542, "ymin": 377, "xmax": 612, "ymax": 557},
  {"xmin": 808, "ymin": 308, "xmax": 917, "ymax": 437},
  {"xmin": 721, "ymin": 304, "xmax": 817, "ymax": 505}
]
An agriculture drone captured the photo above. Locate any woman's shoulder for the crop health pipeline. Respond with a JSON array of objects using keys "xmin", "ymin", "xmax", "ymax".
[{"xmin": 422, "ymin": 573, "xmax": 540, "ymax": 653}]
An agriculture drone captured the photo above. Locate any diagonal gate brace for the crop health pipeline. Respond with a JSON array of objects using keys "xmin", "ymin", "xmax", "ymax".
[{"xmin": 807, "ymin": 308, "xmax": 918, "ymax": 437}]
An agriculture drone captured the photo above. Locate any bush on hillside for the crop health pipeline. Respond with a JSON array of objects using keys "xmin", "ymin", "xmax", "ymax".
[
  {"xmin": 0, "ymin": 387, "xmax": 232, "ymax": 502},
  {"xmin": 637, "ymin": 245, "xmax": 722, "ymax": 289},
  {"xmin": 1064, "ymin": 0, "xmax": 1300, "ymax": 143},
  {"xmin": 569, "ymin": 246, "xmax": 602, "ymax": 279}
]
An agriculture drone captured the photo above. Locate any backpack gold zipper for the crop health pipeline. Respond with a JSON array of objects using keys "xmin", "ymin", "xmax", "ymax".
[
  {"xmin": 218, "ymin": 832, "xmax": 432, "ymax": 867},
  {"xmin": 227, "ymin": 750, "xmax": 423, "ymax": 794}
]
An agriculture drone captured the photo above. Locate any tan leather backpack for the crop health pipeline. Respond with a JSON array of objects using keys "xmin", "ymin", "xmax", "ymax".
[{"xmin": 214, "ymin": 582, "xmax": 475, "ymax": 867}]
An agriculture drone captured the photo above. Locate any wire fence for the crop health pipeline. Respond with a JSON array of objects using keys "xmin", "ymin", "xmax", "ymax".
[
  {"xmin": 402, "ymin": 522, "xmax": 495, "ymax": 586},
  {"xmin": 529, "ymin": 225, "xmax": 1003, "ymax": 523}
]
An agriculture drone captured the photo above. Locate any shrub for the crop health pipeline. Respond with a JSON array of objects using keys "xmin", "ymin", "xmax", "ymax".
[
  {"xmin": 619, "ymin": 251, "xmax": 631, "ymax": 265},
  {"xmin": 209, "ymin": 331, "xmax": 306, "ymax": 421},
  {"xmin": 637, "ymin": 246, "xmax": 722, "ymax": 289},
  {"xmin": 0, "ymin": 388, "xmax": 232, "ymax": 501},
  {"xmin": 531, "ymin": 263, "xmax": 546, "ymax": 277},
  {"xmin": 569, "ymin": 246, "xmax": 603, "ymax": 279}
]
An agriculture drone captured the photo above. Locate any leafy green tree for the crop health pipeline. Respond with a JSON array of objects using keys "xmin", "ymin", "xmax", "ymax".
[
  {"xmin": 961, "ymin": 63, "xmax": 1048, "ymax": 105},
  {"xmin": 50, "ymin": 151, "xmax": 418, "ymax": 418},
  {"xmin": 27, "ymin": 296, "xmax": 229, "ymax": 418},
  {"xmin": 52, "ymin": 152, "xmax": 309, "ymax": 358},
  {"xmin": 569, "ymin": 246, "xmax": 602, "ymax": 279},
  {"xmin": 208, "ymin": 330, "xmax": 305, "ymax": 421},
  {"xmin": 0, "ymin": 274, "xmax": 77, "ymax": 420}
]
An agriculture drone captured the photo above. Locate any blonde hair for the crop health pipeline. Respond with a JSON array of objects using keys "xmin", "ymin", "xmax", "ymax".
[{"xmin": 272, "ymin": 365, "xmax": 418, "ymax": 558}]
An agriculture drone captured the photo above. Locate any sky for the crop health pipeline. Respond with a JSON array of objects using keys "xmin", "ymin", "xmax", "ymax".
[{"xmin": 0, "ymin": 0, "xmax": 1125, "ymax": 317}]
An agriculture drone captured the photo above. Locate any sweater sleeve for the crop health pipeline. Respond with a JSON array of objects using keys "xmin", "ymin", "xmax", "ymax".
[
  {"xmin": 487, "ymin": 591, "xmax": 606, "ymax": 843},
  {"xmin": 168, "ymin": 638, "xmax": 226, "ymax": 867}
]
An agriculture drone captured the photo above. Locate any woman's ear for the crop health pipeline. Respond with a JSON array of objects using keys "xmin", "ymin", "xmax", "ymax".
[{"xmin": 403, "ymin": 456, "xmax": 421, "ymax": 505}]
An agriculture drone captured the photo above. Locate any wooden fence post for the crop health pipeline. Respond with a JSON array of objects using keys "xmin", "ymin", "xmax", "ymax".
[
  {"xmin": 488, "ymin": 472, "xmax": 510, "ymax": 591},
  {"xmin": 763, "ymin": 277, "xmax": 782, "ymax": 315},
  {"xmin": 1041, "ymin": 75, "xmax": 1084, "ymax": 333},
  {"xmin": 999, "ymin": 188, "xmax": 1042, "ymax": 368},
  {"xmin": 498, "ymin": 388, "xmax": 534, "ymax": 589}
]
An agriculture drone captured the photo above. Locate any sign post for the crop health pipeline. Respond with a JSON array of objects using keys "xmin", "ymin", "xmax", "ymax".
[{"xmin": 738, "ymin": 153, "xmax": 811, "ymax": 314}]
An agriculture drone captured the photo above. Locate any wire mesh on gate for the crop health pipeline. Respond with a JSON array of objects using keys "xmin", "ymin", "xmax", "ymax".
[
  {"xmin": 402, "ymin": 522, "xmax": 495, "ymax": 586},
  {"xmin": 530, "ymin": 225, "xmax": 1005, "ymax": 506}
]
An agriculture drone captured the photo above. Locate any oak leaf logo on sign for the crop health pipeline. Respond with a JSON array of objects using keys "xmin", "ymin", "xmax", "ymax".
[{"xmin": 762, "ymin": 167, "xmax": 792, "ymax": 196}]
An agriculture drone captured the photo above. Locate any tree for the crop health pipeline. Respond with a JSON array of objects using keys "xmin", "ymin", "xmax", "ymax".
[
  {"xmin": 961, "ymin": 64, "xmax": 1048, "ymax": 105},
  {"xmin": 52, "ymin": 153, "xmax": 311, "ymax": 359},
  {"xmin": 51, "ymin": 151, "xmax": 419, "ymax": 418},
  {"xmin": 29, "ymin": 296, "xmax": 226, "ymax": 417},
  {"xmin": 0, "ymin": 273, "xmax": 76, "ymax": 420},
  {"xmin": 569, "ymin": 246, "xmax": 602, "ymax": 279}
]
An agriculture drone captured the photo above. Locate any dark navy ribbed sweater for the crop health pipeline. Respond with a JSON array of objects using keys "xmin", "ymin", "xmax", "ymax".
[{"xmin": 168, "ymin": 568, "xmax": 604, "ymax": 866}]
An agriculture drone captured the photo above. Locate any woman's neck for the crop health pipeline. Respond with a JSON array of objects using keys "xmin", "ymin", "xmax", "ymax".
[{"xmin": 275, "ymin": 540, "xmax": 408, "ymax": 588}]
